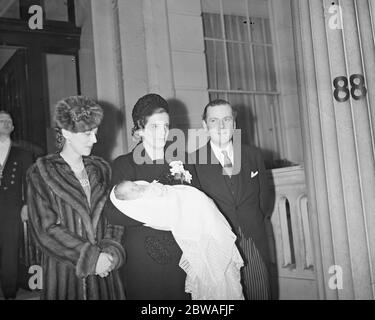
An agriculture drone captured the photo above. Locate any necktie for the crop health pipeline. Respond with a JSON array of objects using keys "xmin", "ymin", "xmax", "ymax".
[{"xmin": 222, "ymin": 150, "xmax": 233, "ymax": 177}]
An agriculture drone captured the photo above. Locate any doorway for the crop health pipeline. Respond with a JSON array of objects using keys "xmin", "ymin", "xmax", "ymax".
[
  {"xmin": 0, "ymin": 47, "xmax": 30, "ymax": 148},
  {"xmin": 0, "ymin": 0, "xmax": 81, "ymax": 155}
]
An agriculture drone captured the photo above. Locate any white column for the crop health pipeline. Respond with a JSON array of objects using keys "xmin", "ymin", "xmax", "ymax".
[
  {"xmin": 90, "ymin": 0, "xmax": 128, "ymax": 159},
  {"xmin": 116, "ymin": 0, "xmax": 150, "ymax": 152},
  {"xmin": 143, "ymin": 0, "xmax": 175, "ymax": 98},
  {"xmin": 295, "ymin": 0, "xmax": 375, "ymax": 299}
]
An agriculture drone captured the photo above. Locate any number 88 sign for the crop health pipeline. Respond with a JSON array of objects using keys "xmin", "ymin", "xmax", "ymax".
[{"xmin": 333, "ymin": 74, "xmax": 367, "ymax": 102}]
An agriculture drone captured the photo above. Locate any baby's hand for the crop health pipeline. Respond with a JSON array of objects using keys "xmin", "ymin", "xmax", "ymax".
[{"xmin": 146, "ymin": 182, "xmax": 166, "ymax": 197}]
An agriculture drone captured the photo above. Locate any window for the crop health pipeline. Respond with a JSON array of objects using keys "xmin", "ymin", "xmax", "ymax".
[
  {"xmin": 0, "ymin": 0, "xmax": 75, "ymax": 25},
  {"xmin": 0, "ymin": 0, "xmax": 81, "ymax": 154},
  {"xmin": 202, "ymin": 0, "xmax": 283, "ymax": 168},
  {"xmin": 0, "ymin": 0, "xmax": 20, "ymax": 19},
  {"xmin": 43, "ymin": 0, "xmax": 69, "ymax": 22}
]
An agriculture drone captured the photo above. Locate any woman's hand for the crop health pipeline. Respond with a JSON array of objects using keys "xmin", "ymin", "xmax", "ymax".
[{"xmin": 95, "ymin": 252, "xmax": 114, "ymax": 277}]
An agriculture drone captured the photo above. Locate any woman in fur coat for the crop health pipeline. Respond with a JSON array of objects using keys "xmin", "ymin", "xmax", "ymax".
[{"xmin": 27, "ymin": 96, "xmax": 125, "ymax": 300}]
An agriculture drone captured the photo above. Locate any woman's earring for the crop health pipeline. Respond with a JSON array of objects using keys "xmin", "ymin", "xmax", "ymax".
[{"xmin": 133, "ymin": 130, "xmax": 142, "ymax": 142}]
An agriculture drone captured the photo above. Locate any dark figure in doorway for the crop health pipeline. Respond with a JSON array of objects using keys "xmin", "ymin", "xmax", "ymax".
[{"xmin": 0, "ymin": 110, "xmax": 33, "ymax": 299}]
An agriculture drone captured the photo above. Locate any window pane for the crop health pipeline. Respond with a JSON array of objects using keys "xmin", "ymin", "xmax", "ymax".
[
  {"xmin": 43, "ymin": 0, "xmax": 68, "ymax": 22},
  {"xmin": 263, "ymin": 18, "xmax": 272, "ymax": 43},
  {"xmin": 254, "ymin": 94, "xmax": 280, "ymax": 167},
  {"xmin": 267, "ymin": 46, "xmax": 277, "ymax": 91},
  {"xmin": 222, "ymin": 0, "xmax": 248, "ymax": 41},
  {"xmin": 205, "ymin": 40, "xmax": 228, "ymax": 90},
  {"xmin": 248, "ymin": 0, "xmax": 270, "ymax": 43},
  {"xmin": 0, "ymin": 0, "xmax": 20, "ymax": 19},
  {"xmin": 202, "ymin": 13, "xmax": 223, "ymax": 39},
  {"xmin": 222, "ymin": 0, "xmax": 245, "ymax": 16},
  {"xmin": 202, "ymin": 0, "xmax": 223, "ymax": 39},
  {"xmin": 226, "ymin": 93, "xmax": 281, "ymax": 168},
  {"xmin": 209, "ymin": 92, "xmax": 227, "ymax": 101},
  {"xmin": 250, "ymin": 17, "xmax": 266, "ymax": 43},
  {"xmin": 224, "ymin": 15, "xmax": 249, "ymax": 42},
  {"xmin": 253, "ymin": 45, "xmax": 269, "ymax": 91},
  {"xmin": 227, "ymin": 43, "xmax": 254, "ymax": 91},
  {"xmin": 227, "ymin": 93, "xmax": 257, "ymax": 145},
  {"xmin": 252, "ymin": 44, "xmax": 276, "ymax": 91}
]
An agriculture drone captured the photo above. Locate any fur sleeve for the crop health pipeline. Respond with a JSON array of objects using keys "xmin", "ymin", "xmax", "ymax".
[
  {"xmin": 27, "ymin": 165, "xmax": 101, "ymax": 278},
  {"xmin": 98, "ymin": 224, "xmax": 125, "ymax": 269}
]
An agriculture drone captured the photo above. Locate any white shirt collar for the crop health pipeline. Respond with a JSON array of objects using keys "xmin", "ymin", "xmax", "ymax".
[
  {"xmin": 210, "ymin": 140, "xmax": 234, "ymax": 167},
  {"xmin": 0, "ymin": 137, "xmax": 11, "ymax": 147},
  {"xmin": 0, "ymin": 138, "xmax": 11, "ymax": 166}
]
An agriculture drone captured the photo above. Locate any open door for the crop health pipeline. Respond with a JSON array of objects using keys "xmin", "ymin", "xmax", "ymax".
[{"xmin": 0, "ymin": 48, "xmax": 30, "ymax": 146}]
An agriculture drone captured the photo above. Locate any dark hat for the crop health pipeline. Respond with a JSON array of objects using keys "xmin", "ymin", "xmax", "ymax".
[
  {"xmin": 132, "ymin": 93, "xmax": 169, "ymax": 135},
  {"xmin": 54, "ymin": 96, "xmax": 103, "ymax": 133}
]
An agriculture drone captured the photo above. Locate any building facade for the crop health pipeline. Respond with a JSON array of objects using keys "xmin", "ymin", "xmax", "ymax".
[{"xmin": 1, "ymin": 0, "xmax": 374, "ymax": 299}]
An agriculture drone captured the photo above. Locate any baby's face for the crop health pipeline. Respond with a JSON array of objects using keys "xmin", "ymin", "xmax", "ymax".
[{"xmin": 115, "ymin": 181, "xmax": 144, "ymax": 200}]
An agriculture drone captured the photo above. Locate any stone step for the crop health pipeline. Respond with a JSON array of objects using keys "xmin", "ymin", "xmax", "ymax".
[{"xmin": 0, "ymin": 288, "xmax": 40, "ymax": 300}]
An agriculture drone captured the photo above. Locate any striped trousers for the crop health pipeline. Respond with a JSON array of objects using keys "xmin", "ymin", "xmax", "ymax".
[{"xmin": 238, "ymin": 228, "xmax": 271, "ymax": 300}]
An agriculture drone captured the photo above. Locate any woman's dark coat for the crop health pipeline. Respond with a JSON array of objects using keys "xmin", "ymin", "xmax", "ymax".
[{"xmin": 27, "ymin": 154, "xmax": 125, "ymax": 300}]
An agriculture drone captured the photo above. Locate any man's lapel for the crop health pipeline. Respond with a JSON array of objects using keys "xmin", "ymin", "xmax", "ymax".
[{"xmin": 233, "ymin": 144, "xmax": 251, "ymax": 204}]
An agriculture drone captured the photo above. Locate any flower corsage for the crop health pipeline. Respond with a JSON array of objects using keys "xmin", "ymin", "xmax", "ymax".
[{"xmin": 157, "ymin": 161, "xmax": 192, "ymax": 185}]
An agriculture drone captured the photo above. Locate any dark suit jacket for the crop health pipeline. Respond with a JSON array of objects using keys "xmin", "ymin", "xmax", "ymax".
[
  {"xmin": 0, "ymin": 144, "xmax": 33, "ymax": 222},
  {"xmin": 190, "ymin": 143, "xmax": 272, "ymax": 263}
]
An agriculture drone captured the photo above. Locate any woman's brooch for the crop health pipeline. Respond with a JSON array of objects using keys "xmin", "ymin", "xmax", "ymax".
[
  {"xmin": 169, "ymin": 161, "xmax": 192, "ymax": 184},
  {"xmin": 70, "ymin": 108, "xmax": 92, "ymax": 122}
]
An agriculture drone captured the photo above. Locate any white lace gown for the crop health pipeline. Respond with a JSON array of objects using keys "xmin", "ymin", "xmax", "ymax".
[{"xmin": 110, "ymin": 181, "xmax": 244, "ymax": 300}]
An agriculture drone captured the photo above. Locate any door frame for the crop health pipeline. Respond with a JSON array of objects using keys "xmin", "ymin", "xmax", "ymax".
[{"xmin": 0, "ymin": 17, "xmax": 81, "ymax": 153}]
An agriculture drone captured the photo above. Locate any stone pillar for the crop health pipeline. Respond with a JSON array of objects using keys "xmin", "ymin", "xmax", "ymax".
[
  {"xmin": 294, "ymin": 0, "xmax": 375, "ymax": 299},
  {"xmin": 90, "ymin": 0, "xmax": 128, "ymax": 159},
  {"xmin": 91, "ymin": 0, "xmax": 152, "ymax": 157},
  {"xmin": 142, "ymin": 0, "xmax": 175, "ymax": 98},
  {"xmin": 116, "ymin": 0, "xmax": 150, "ymax": 151}
]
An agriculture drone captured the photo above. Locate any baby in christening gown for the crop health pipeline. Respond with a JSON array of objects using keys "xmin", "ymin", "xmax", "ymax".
[{"xmin": 111, "ymin": 180, "xmax": 244, "ymax": 300}]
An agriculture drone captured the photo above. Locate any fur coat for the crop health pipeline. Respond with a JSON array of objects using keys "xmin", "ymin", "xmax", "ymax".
[{"xmin": 27, "ymin": 154, "xmax": 125, "ymax": 300}]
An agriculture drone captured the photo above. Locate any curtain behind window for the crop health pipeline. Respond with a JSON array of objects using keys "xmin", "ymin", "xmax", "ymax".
[{"xmin": 203, "ymin": 12, "xmax": 282, "ymax": 168}]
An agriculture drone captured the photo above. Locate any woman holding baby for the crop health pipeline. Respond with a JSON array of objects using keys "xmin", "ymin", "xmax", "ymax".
[
  {"xmin": 104, "ymin": 93, "xmax": 200, "ymax": 300},
  {"xmin": 27, "ymin": 96, "xmax": 125, "ymax": 300}
]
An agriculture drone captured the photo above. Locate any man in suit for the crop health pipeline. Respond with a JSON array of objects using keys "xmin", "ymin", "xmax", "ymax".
[
  {"xmin": 0, "ymin": 110, "xmax": 33, "ymax": 299},
  {"xmin": 190, "ymin": 99, "xmax": 273, "ymax": 300}
]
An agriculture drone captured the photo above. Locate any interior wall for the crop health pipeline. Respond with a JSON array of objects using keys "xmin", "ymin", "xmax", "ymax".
[{"xmin": 75, "ymin": 0, "xmax": 97, "ymax": 99}]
